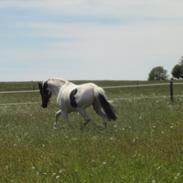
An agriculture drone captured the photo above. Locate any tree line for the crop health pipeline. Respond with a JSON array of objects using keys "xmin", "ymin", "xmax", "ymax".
[{"xmin": 148, "ymin": 57, "xmax": 183, "ymax": 81}]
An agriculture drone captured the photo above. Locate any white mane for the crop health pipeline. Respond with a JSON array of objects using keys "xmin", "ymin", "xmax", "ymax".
[
  {"xmin": 48, "ymin": 77, "xmax": 68, "ymax": 84},
  {"xmin": 47, "ymin": 77, "xmax": 69, "ymax": 96}
]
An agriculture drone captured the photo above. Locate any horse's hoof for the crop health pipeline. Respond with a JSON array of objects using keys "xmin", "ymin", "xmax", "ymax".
[
  {"xmin": 53, "ymin": 123, "xmax": 60, "ymax": 130},
  {"xmin": 53, "ymin": 126, "xmax": 58, "ymax": 130},
  {"xmin": 104, "ymin": 124, "xmax": 107, "ymax": 129},
  {"xmin": 80, "ymin": 124, "xmax": 85, "ymax": 130}
]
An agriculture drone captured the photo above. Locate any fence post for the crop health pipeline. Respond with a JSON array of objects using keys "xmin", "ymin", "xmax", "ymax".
[
  {"xmin": 170, "ymin": 78, "xmax": 174, "ymax": 103},
  {"xmin": 32, "ymin": 80, "xmax": 35, "ymax": 90}
]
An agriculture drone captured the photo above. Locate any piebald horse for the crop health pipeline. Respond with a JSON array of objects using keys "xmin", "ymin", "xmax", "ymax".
[{"xmin": 38, "ymin": 78, "xmax": 117, "ymax": 129}]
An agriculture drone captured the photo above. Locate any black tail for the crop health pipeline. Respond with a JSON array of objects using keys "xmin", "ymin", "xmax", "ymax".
[{"xmin": 98, "ymin": 93, "xmax": 117, "ymax": 121}]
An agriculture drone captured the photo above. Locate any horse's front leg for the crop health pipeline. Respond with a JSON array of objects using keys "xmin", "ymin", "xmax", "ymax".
[
  {"xmin": 54, "ymin": 110, "xmax": 71, "ymax": 129},
  {"xmin": 54, "ymin": 110, "xmax": 62, "ymax": 129}
]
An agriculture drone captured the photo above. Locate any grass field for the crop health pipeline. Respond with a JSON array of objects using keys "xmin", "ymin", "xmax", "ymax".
[{"xmin": 0, "ymin": 81, "xmax": 183, "ymax": 183}]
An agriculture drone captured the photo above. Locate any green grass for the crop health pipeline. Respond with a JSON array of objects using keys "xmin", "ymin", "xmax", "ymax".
[
  {"xmin": 0, "ymin": 81, "xmax": 183, "ymax": 182},
  {"xmin": 0, "ymin": 81, "xmax": 37, "ymax": 91}
]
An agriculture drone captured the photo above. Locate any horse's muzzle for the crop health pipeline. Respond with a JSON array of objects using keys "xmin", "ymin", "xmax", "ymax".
[{"xmin": 41, "ymin": 104, "xmax": 47, "ymax": 108}]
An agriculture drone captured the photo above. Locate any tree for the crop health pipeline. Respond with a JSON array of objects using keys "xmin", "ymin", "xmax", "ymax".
[
  {"xmin": 148, "ymin": 66, "xmax": 168, "ymax": 81},
  {"xmin": 179, "ymin": 56, "xmax": 183, "ymax": 65},
  {"xmin": 171, "ymin": 57, "xmax": 183, "ymax": 79},
  {"xmin": 171, "ymin": 64, "xmax": 183, "ymax": 79}
]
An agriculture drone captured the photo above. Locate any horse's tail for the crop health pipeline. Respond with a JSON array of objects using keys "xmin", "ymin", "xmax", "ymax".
[{"xmin": 94, "ymin": 87, "xmax": 117, "ymax": 121}]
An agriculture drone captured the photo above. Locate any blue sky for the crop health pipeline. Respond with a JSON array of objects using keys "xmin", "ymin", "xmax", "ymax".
[{"xmin": 0, "ymin": 0, "xmax": 183, "ymax": 81}]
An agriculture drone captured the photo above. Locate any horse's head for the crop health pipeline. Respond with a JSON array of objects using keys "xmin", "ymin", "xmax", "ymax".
[{"xmin": 38, "ymin": 81, "xmax": 52, "ymax": 108}]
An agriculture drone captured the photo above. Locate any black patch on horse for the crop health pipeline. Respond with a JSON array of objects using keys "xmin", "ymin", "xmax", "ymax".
[{"xmin": 70, "ymin": 88, "xmax": 78, "ymax": 108}]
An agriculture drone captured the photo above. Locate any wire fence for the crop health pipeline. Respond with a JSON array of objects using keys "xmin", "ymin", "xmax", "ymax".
[
  {"xmin": 0, "ymin": 81, "xmax": 183, "ymax": 106},
  {"xmin": 0, "ymin": 81, "xmax": 183, "ymax": 94},
  {"xmin": 0, "ymin": 102, "xmax": 39, "ymax": 106},
  {"xmin": 103, "ymin": 82, "xmax": 169, "ymax": 89},
  {"xmin": 0, "ymin": 90, "xmax": 39, "ymax": 94},
  {"xmin": 1, "ymin": 95, "xmax": 183, "ymax": 107}
]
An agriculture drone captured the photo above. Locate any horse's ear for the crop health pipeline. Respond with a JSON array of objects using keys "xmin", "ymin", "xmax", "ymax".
[{"xmin": 44, "ymin": 81, "xmax": 48, "ymax": 88}]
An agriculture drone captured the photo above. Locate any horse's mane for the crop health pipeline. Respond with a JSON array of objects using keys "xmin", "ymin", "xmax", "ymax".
[
  {"xmin": 47, "ymin": 77, "xmax": 68, "ymax": 83},
  {"xmin": 47, "ymin": 77, "xmax": 70, "ymax": 87}
]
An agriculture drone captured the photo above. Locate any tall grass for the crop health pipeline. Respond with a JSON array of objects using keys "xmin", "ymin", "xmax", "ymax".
[{"xmin": 0, "ymin": 81, "xmax": 182, "ymax": 182}]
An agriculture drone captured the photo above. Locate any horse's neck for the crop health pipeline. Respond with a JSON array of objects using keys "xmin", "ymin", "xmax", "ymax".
[{"xmin": 48, "ymin": 78, "xmax": 68, "ymax": 96}]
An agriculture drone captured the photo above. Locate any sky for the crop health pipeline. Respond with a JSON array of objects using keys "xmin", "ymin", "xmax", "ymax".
[{"xmin": 0, "ymin": 0, "xmax": 183, "ymax": 81}]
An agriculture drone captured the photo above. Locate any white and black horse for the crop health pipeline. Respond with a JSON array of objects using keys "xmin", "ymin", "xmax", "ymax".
[{"xmin": 38, "ymin": 78, "xmax": 117, "ymax": 129}]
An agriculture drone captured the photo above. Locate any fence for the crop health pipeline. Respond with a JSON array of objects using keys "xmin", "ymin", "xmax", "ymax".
[{"xmin": 0, "ymin": 80, "xmax": 182, "ymax": 106}]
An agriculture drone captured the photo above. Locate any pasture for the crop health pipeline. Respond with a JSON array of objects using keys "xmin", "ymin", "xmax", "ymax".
[{"xmin": 0, "ymin": 81, "xmax": 183, "ymax": 183}]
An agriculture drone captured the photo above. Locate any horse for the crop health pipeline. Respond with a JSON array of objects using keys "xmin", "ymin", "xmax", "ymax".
[{"xmin": 38, "ymin": 78, "xmax": 117, "ymax": 129}]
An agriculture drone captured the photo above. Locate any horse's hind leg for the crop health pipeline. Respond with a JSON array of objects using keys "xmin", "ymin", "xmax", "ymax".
[
  {"xmin": 93, "ymin": 102, "xmax": 108, "ymax": 128},
  {"xmin": 78, "ymin": 109, "xmax": 91, "ymax": 130}
]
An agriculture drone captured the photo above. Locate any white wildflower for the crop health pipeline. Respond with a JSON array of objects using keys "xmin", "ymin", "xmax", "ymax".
[
  {"xmin": 110, "ymin": 137, "xmax": 115, "ymax": 141},
  {"xmin": 152, "ymin": 125, "xmax": 156, "ymax": 129},
  {"xmin": 52, "ymin": 172, "xmax": 56, "ymax": 176},
  {"xmin": 72, "ymin": 137, "xmax": 78, "ymax": 141},
  {"xmin": 139, "ymin": 115, "xmax": 142, "ymax": 120},
  {"xmin": 113, "ymin": 124, "xmax": 117, "ymax": 128},
  {"xmin": 102, "ymin": 161, "xmax": 107, "ymax": 165},
  {"xmin": 56, "ymin": 175, "xmax": 60, "ymax": 179},
  {"xmin": 132, "ymin": 138, "xmax": 136, "ymax": 143},
  {"xmin": 174, "ymin": 172, "xmax": 181, "ymax": 180},
  {"xmin": 59, "ymin": 169, "xmax": 64, "ymax": 174}
]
